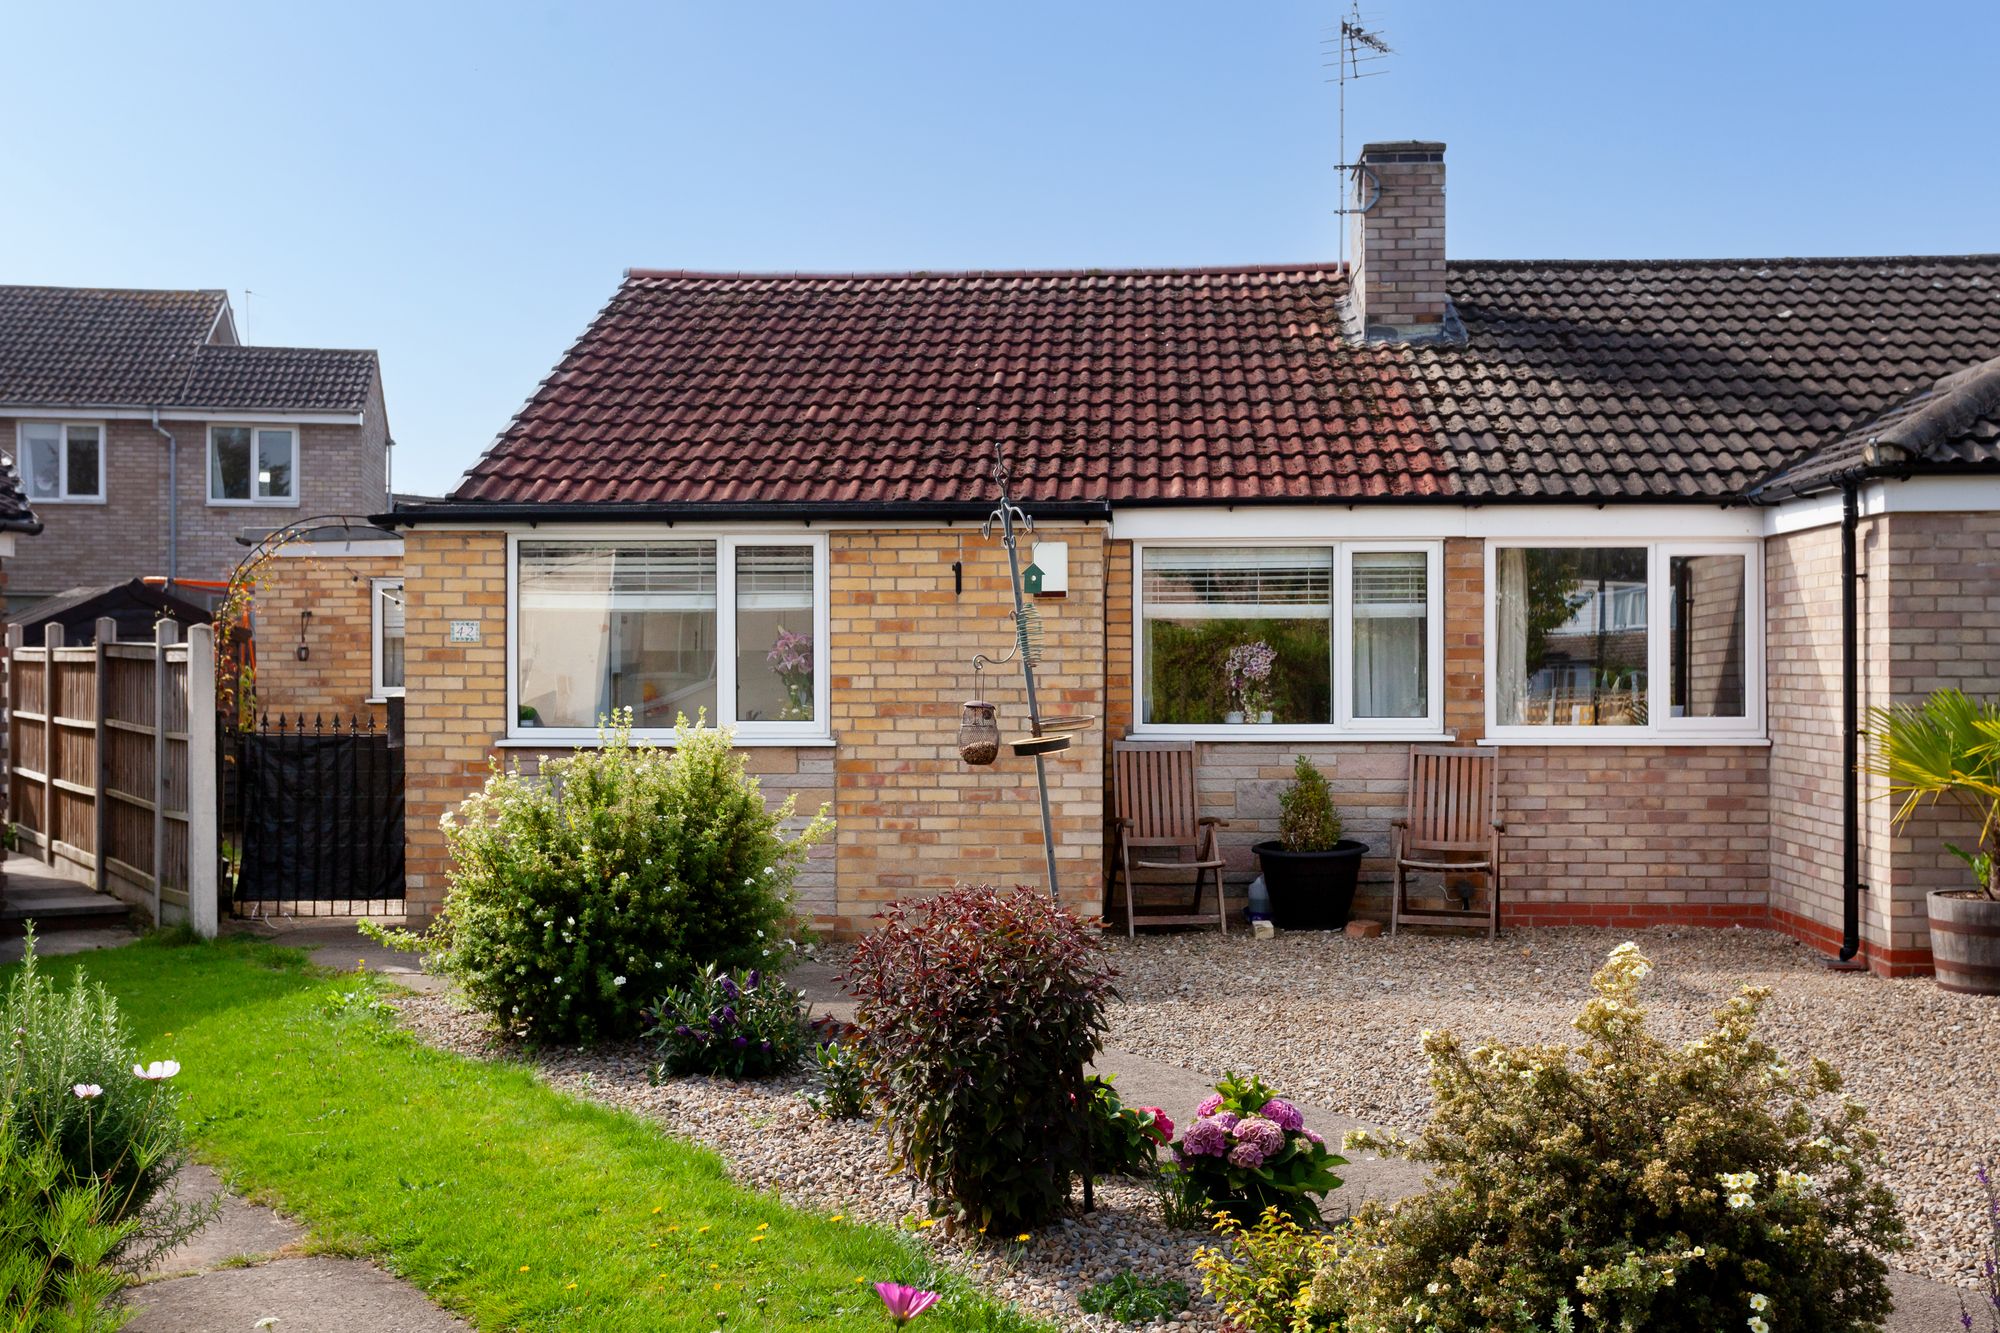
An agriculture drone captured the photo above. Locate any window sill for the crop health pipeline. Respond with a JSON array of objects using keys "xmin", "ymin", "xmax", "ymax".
[
  {"xmin": 1129, "ymin": 728, "xmax": 1455, "ymax": 744},
  {"xmin": 1477, "ymin": 734, "xmax": 1770, "ymax": 748},
  {"xmin": 207, "ymin": 498, "xmax": 301, "ymax": 509},
  {"xmin": 29, "ymin": 496, "xmax": 107, "ymax": 505},
  {"xmin": 364, "ymin": 694, "xmax": 404, "ymax": 704},
  {"xmin": 496, "ymin": 733, "xmax": 836, "ymax": 749}
]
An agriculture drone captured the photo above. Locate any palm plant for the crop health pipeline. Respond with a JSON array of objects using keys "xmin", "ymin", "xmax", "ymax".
[{"xmin": 1863, "ymin": 689, "xmax": 2000, "ymax": 899}]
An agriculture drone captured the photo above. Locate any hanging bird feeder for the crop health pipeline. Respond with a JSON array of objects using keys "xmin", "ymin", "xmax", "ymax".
[{"xmin": 957, "ymin": 699, "xmax": 1001, "ymax": 766}]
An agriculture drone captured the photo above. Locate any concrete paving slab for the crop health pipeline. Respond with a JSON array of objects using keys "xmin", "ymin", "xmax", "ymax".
[
  {"xmin": 125, "ymin": 1257, "xmax": 469, "ymax": 1333},
  {"xmin": 144, "ymin": 1166, "xmax": 305, "ymax": 1277}
]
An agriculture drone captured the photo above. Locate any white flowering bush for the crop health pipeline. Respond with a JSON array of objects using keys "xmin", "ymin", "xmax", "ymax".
[
  {"xmin": 392, "ymin": 713, "xmax": 831, "ymax": 1045},
  {"xmin": 1328, "ymin": 943, "xmax": 1904, "ymax": 1333}
]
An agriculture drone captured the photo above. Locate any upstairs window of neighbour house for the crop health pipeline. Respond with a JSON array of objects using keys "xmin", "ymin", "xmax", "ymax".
[
  {"xmin": 209, "ymin": 426, "xmax": 296, "ymax": 503},
  {"xmin": 512, "ymin": 536, "xmax": 826, "ymax": 740},
  {"xmin": 1490, "ymin": 542, "xmax": 1759, "ymax": 737},
  {"xmin": 1136, "ymin": 543, "xmax": 1442, "ymax": 734},
  {"xmin": 20, "ymin": 423, "xmax": 103, "ymax": 502}
]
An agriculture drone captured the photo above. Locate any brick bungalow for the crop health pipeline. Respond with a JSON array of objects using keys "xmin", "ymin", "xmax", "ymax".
[{"xmin": 382, "ymin": 142, "xmax": 2000, "ymax": 975}]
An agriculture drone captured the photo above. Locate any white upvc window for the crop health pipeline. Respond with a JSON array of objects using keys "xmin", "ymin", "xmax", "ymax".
[
  {"xmin": 1131, "ymin": 539, "xmax": 1446, "ymax": 740},
  {"xmin": 18, "ymin": 421, "xmax": 105, "ymax": 502},
  {"xmin": 506, "ymin": 530, "xmax": 830, "ymax": 744},
  {"xmin": 1484, "ymin": 538, "xmax": 1764, "ymax": 743},
  {"xmin": 371, "ymin": 578, "xmax": 405, "ymax": 699},
  {"xmin": 208, "ymin": 425, "xmax": 298, "ymax": 505}
]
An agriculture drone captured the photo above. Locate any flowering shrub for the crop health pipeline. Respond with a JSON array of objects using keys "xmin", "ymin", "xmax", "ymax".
[
  {"xmin": 1331, "ymin": 943, "xmax": 1905, "ymax": 1333},
  {"xmin": 846, "ymin": 885, "xmax": 1116, "ymax": 1233},
  {"xmin": 1194, "ymin": 1206, "xmax": 1346, "ymax": 1333},
  {"xmin": 1086, "ymin": 1075, "xmax": 1171, "ymax": 1177},
  {"xmin": 1168, "ymin": 1071, "xmax": 1344, "ymax": 1226},
  {"xmin": 386, "ymin": 713, "xmax": 832, "ymax": 1044},
  {"xmin": 648, "ymin": 965, "xmax": 808, "ymax": 1078},
  {"xmin": 2, "ymin": 931, "xmax": 209, "ymax": 1268},
  {"xmin": 1226, "ymin": 641, "xmax": 1277, "ymax": 718}
]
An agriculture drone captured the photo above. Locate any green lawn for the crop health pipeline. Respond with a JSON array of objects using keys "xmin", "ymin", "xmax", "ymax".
[{"xmin": 21, "ymin": 937, "xmax": 1041, "ymax": 1333}]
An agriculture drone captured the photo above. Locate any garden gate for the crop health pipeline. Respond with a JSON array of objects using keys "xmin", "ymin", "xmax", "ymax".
[{"xmin": 225, "ymin": 711, "xmax": 404, "ymax": 917}]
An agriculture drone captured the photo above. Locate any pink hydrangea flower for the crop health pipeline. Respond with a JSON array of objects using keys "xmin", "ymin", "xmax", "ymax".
[
  {"xmin": 1259, "ymin": 1097, "xmax": 1305, "ymax": 1132},
  {"xmin": 1232, "ymin": 1115, "xmax": 1286, "ymax": 1157},
  {"xmin": 1229, "ymin": 1141, "xmax": 1267, "ymax": 1169},
  {"xmin": 1213, "ymin": 1111, "xmax": 1240, "ymax": 1133},
  {"xmin": 1195, "ymin": 1093, "xmax": 1223, "ymax": 1117},
  {"xmin": 1179, "ymin": 1116, "xmax": 1230, "ymax": 1158},
  {"xmin": 1137, "ymin": 1106, "xmax": 1173, "ymax": 1145},
  {"xmin": 1305, "ymin": 1129, "xmax": 1324, "ymax": 1146}
]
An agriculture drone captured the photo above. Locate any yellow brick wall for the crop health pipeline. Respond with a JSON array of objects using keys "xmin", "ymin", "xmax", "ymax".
[
  {"xmin": 399, "ymin": 523, "xmax": 1105, "ymax": 931},
  {"xmin": 252, "ymin": 551, "xmax": 401, "ymax": 723}
]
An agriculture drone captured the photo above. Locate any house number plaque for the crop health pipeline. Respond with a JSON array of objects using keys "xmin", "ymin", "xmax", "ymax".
[{"xmin": 448, "ymin": 619, "xmax": 482, "ymax": 644}]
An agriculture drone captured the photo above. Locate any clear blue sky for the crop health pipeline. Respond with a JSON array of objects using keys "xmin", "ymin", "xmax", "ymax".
[{"xmin": 5, "ymin": 1, "xmax": 1996, "ymax": 497}]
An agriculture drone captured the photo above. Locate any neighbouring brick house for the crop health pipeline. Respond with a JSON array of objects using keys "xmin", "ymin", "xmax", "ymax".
[
  {"xmin": 0, "ymin": 285, "xmax": 393, "ymax": 610},
  {"xmin": 381, "ymin": 141, "xmax": 2000, "ymax": 976},
  {"xmin": 244, "ymin": 525, "xmax": 406, "ymax": 723}
]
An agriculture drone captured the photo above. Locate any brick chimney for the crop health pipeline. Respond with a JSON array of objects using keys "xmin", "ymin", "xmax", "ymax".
[{"xmin": 1347, "ymin": 140, "xmax": 1447, "ymax": 340}]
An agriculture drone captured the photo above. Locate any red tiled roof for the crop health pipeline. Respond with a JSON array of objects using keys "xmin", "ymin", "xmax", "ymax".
[{"xmin": 453, "ymin": 266, "xmax": 1447, "ymax": 506}]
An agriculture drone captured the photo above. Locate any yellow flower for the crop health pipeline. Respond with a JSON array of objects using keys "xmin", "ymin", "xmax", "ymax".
[
  {"xmin": 518, "ymin": 1265, "xmax": 530, "ymax": 1273},
  {"xmin": 713, "ymin": 1282, "xmax": 722, "ymax": 1292},
  {"xmin": 1015, "ymin": 1232, "xmax": 1030, "ymax": 1242},
  {"xmin": 756, "ymin": 1223, "xmax": 769, "ymax": 1231},
  {"xmin": 666, "ymin": 1225, "xmax": 680, "ymax": 1233},
  {"xmin": 829, "ymin": 1214, "xmax": 844, "ymax": 1222},
  {"xmin": 698, "ymin": 1226, "xmax": 710, "ymax": 1234},
  {"xmin": 649, "ymin": 1242, "xmax": 660, "ymax": 1250},
  {"xmin": 854, "ymin": 1277, "xmax": 867, "ymax": 1285},
  {"xmin": 564, "ymin": 1282, "xmax": 577, "ymax": 1291},
  {"xmin": 751, "ymin": 1235, "xmax": 767, "ymax": 1243},
  {"xmin": 651, "ymin": 1206, "xmax": 663, "ymax": 1215},
  {"xmin": 918, "ymin": 1219, "xmax": 938, "ymax": 1229}
]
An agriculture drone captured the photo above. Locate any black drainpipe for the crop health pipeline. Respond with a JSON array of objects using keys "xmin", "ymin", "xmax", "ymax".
[{"xmin": 1839, "ymin": 482, "xmax": 1862, "ymax": 963}]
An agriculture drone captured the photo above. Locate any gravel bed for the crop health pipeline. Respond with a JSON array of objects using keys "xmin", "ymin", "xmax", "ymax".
[
  {"xmin": 1106, "ymin": 925, "xmax": 2000, "ymax": 1288},
  {"xmin": 395, "ymin": 992, "xmax": 1220, "ymax": 1332}
]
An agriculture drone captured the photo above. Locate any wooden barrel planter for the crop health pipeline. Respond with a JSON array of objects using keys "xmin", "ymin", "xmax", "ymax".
[{"xmin": 1928, "ymin": 890, "xmax": 2000, "ymax": 996}]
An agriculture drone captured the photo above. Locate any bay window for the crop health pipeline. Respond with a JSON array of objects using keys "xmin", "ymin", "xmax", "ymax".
[
  {"xmin": 510, "ymin": 533, "xmax": 827, "ymax": 742},
  {"xmin": 1487, "ymin": 540, "xmax": 1760, "ymax": 740},
  {"xmin": 1134, "ymin": 541, "xmax": 1443, "ymax": 736}
]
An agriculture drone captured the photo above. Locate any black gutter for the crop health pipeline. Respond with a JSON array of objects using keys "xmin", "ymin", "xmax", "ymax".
[
  {"xmin": 373, "ymin": 499, "xmax": 1113, "ymax": 528},
  {"xmin": 1840, "ymin": 482, "xmax": 1862, "ymax": 963}
]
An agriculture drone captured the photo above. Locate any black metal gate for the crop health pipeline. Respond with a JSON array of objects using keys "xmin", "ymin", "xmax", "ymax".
[{"xmin": 225, "ymin": 713, "xmax": 404, "ymax": 916}]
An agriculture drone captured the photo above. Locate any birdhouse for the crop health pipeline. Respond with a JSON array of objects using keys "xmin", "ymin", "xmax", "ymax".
[{"xmin": 1021, "ymin": 562, "xmax": 1045, "ymax": 595}]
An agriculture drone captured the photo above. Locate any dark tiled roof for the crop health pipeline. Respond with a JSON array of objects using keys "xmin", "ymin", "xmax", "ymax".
[
  {"xmin": 0, "ymin": 285, "xmax": 377, "ymax": 413},
  {"xmin": 0, "ymin": 286, "xmax": 225, "ymax": 406},
  {"xmin": 0, "ymin": 454, "xmax": 39, "ymax": 534},
  {"xmin": 1749, "ymin": 354, "xmax": 2000, "ymax": 498},
  {"xmin": 1417, "ymin": 255, "xmax": 2000, "ymax": 499},
  {"xmin": 453, "ymin": 266, "xmax": 1444, "ymax": 506},
  {"xmin": 181, "ymin": 344, "xmax": 379, "ymax": 412},
  {"xmin": 446, "ymin": 254, "xmax": 2000, "ymax": 511}
]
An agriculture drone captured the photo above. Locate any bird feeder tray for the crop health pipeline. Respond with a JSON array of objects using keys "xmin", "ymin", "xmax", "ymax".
[
  {"xmin": 1008, "ymin": 733, "xmax": 1072, "ymax": 758},
  {"xmin": 1033, "ymin": 715, "xmax": 1096, "ymax": 735}
]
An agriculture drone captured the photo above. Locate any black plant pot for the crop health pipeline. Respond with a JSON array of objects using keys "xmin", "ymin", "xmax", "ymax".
[{"xmin": 1253, "ymin": 840, "xmax": 1368, "ymax": 931}]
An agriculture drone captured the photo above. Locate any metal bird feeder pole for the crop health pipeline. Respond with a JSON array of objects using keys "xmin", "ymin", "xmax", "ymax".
[{"xmin": 981, "ymin": 444, "xmax": 1061, "ymax": 902}]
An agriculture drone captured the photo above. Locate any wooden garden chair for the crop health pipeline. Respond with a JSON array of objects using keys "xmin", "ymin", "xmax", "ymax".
[
  {"xmin": 1391, "ymin": 746, "xmax": 1504, "ymax": 939},
  {"xmin": 1111, "ymin": 741, "xmax": 1228, "ymax": 937}
]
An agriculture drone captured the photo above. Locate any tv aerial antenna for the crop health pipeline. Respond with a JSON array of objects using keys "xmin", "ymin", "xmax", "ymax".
[{"xmin": 1324, "ymin": 2, "xmax": 1393, "ymax": 265}]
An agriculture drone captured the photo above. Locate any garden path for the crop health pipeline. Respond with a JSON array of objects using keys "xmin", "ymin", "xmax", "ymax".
[{"xmin": 125, "ymin": 1164, "xmax": 468, "ymax": 1333}]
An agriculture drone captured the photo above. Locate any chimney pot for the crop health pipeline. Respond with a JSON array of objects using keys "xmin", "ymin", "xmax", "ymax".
[{"xmin": 1349, "ymin": 140, "xmax": 1448, "ymax": 340}]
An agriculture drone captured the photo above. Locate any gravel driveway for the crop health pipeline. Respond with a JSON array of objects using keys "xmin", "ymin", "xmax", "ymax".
[{"xmin": 1105, "ymin": 925, "xmax": 1999, "ymax": 1289}]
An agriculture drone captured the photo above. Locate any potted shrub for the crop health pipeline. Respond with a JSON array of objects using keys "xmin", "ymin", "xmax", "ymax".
[
  {"xmin": 1254, "ymin": 756, "xmax": 1367, "ymax": 930},
  {"xmin": 1866, "ymin": 690, "xmax": 2000, "ymax": 994}
]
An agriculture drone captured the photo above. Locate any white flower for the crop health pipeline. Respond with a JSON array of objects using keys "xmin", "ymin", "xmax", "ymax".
[
  {"xmin": 1690, "ymin": 1246, "xmax": 1706, "ymax": 1258},
  {"xmin": 553, "ymin": 976, "xmax": 563, "ymax": 985},
  {"xmin": 256, "ymin": 1320, "xmax": 281, "ymax": 1331},
  {"xmin": 613, "ymin": 976, "xmax": 627, "ymax": 988},
  {"xmin": 1425, "ymin": 1281, "xmax": 1443, "ymax": 1294},
  {"xmin": 1748, "ymin": 1318, "xmax": 1769, "ymax": 1333},
  {"xmin": 72, "ymin": 1083, "xmax": 103, "ymax": 1100},
  {"xmin": 1728, "ymin": 1192, "xmax": 1753, "ymax": 1210},
  {"xmin": 566, "ymin": 916, "xmax": 575, "ymax": 926},
  {"xmin": 133, "ymin": 1061, "xmax": 180, "ymax": 1082},
  {"xmin": 1748, "ymin": 1293, "xmax": 1769, "ymax": 1312}
]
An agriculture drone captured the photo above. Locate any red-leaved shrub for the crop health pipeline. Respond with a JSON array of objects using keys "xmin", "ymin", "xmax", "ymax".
[{"xmin": 845, "ymin": 885, "xmax": 1116, "ymax": 1232}]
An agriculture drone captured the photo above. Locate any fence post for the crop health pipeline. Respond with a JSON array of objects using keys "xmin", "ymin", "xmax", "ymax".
[
  {"xmin": 187, "ymin": 625, "xmax": 219, "ymax": 940},
  {"xmin": 5, "ymin": 622, "xmax": 20, "ymax": 844},
  {"xmin": 92, "ymin": 616, "xmax": 116, "ymax": 896},
  {"xmin": 153, "ymin": 620, "xmax": 180, "ymax": 926},
  {"xmin": 41, "ymin": 623, "xmax": 61, "ymax": 866}
]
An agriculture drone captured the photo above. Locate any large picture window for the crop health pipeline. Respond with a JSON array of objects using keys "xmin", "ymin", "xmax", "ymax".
[
  {"xmin": 1488, "ymin": 541, "xmax": 1760, "ymax": 740},
  {"xmin": 1135, "ymin": 542, "xmax": 1442, "ymax": 736},
  {"xmin": 510, "ymin": 534, "xmax": 827, "ymax": 742}
]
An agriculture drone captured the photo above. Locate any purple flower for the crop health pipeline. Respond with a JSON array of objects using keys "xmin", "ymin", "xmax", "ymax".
[
  {"xmin": 1259, "ymin": 1098, "xmax": 1304, "ymax": 1132},
  {"xmin": 1213, "ymin": 1111, "xmax": 1240, "ymax": 1133},
  {"xmin": 673, "ymin": 1024, "xmax": 693, "ymax": 1038},
  {"xmin": 1229, "ymin": 1142, "xmax": 1267, "ymax": 1169},
  {"xmin": 720, "ymin": 975, "xmax": 740, "ymax": 1000},
  {"xmin": 767, "ymin": 630, "xmax": 814, "ymax": 679},
  {"xmin": 717, "ymin": 1005, "xmax": 738, "ymax": 1026},
  {"xmin": 1232, "ymin": 1115, "xmax": 1285, "ymax": 1157},
  {"xmin": 1305, "ymin": 1129, "xmax": 1324, "ymax": 1146},
  {"xmin": 1195, "ymin": 1093, "xmax": 1223, "ymax": 1117},
  {"xmin": 1179, "ymin": 1117, "xmax": 1231, "ymax": 1158},
  {"xmin": 874, "ymin": 1282, "xmax": 940, "ymax": 1327},
  {"xmin": 759, "ymin": 1040, "xmax": 772, "ymax": 1053},
  {"xmin": 733, "ymin": 1036, "xmax": 750, "ymax": 1049},
  {"xmin": 745, "ymin": 970, "xmax": 761, "ymax": 989}
]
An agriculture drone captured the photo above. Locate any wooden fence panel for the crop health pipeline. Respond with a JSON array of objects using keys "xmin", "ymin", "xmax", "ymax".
[{"xmin": 3, "ymin": 619, "xmax": 217, "ymax": 935}]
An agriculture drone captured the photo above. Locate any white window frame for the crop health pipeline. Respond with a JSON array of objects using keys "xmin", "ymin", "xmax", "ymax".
[
  {"xmin": 206, "ymin": 424, "xmax": 301, "ymax": 507},
  {"xmin": 1482, "ymin": 536, "xmax": 1765, "ymax": 745},
  {"xmin": 370, "ymin": 577, "xmax": 405, "ymax": 700},
  {"xmin": 504, "ymin": 528, "xmax": 832, "ymax": 746},
  {"xmin": 17, "ymin": 421, "xmax": 106, "ymax": 504},
  {"xmin": 1130, "ymin": 538, "xmax": 1447, "ymax": 742}
]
